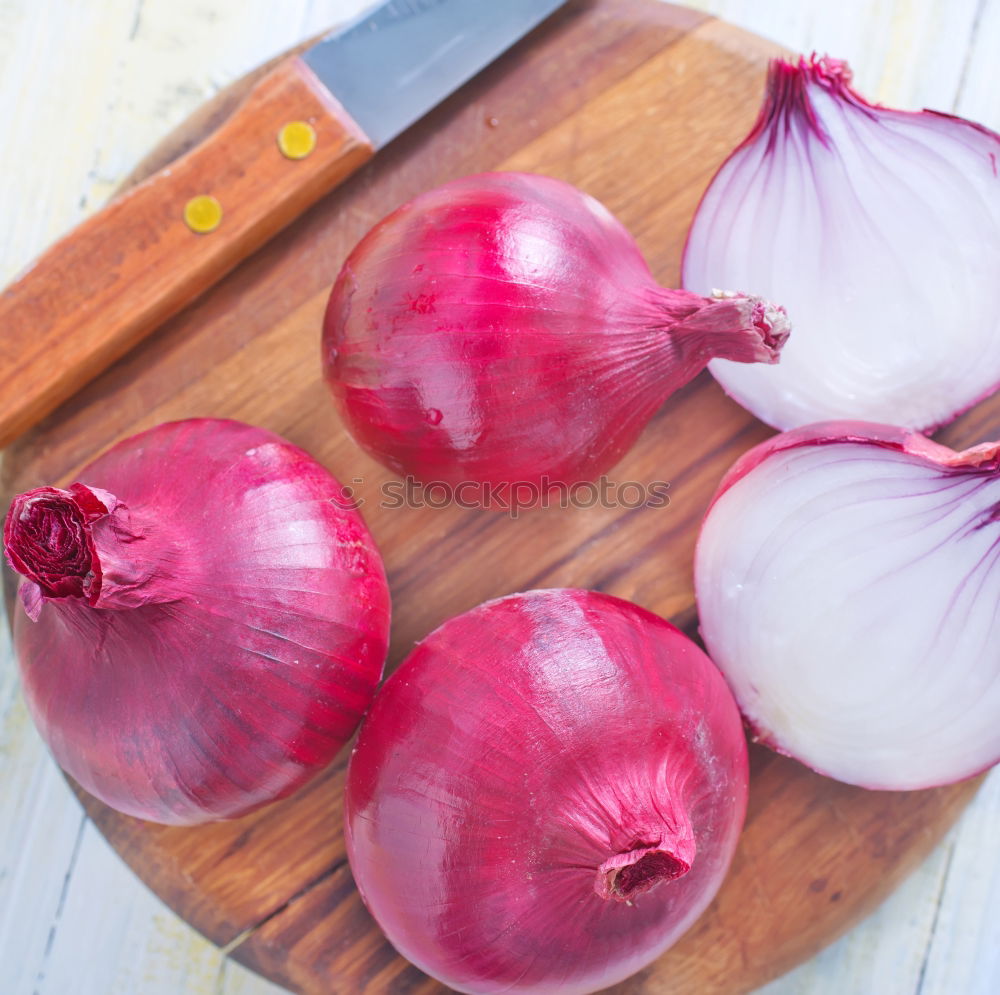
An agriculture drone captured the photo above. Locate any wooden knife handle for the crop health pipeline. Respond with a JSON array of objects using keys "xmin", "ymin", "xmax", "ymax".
[{"xmin": 0, "ymin": 56, "xmax": 374, "ymax": 448}]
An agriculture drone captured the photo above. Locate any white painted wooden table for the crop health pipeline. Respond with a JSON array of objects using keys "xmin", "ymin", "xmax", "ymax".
[{"xmin": 1, "ymin": 1, "xmax": 998, "ymax": 992}]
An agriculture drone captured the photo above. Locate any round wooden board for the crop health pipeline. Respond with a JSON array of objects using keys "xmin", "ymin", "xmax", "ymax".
[{"xmin": 3, "ymin": 1, "xmax": 987, "ymax": 991}]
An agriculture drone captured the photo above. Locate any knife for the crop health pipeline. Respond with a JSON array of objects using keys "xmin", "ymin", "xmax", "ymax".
[{"xmin": 0, "ymin": 0, "xmax": 567, "ymax": 448}]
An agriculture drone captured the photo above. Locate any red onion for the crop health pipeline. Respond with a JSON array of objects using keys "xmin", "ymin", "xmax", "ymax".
[
  {"xmin": 323, "ymin": 171, "xmax": 788, "ymax": 494},
  {"xmin": 345, "ymin": 589, "xmax": 748, "ymax": 993},
  {"xmin": 3, "ymin": 418, "xmax": 390, "ymax": 825},
  {"xmin": 695, "ymin": 421, "xmax": 1000, "ymax": 790},
  {"xmin": 683, "ymin": 55, "xmax": 1000, "ymax": 432}
]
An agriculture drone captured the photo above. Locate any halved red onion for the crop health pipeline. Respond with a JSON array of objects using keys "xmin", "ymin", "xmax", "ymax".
[
  {"xmin": 695, "ymin": 421, "xmax": 1000, "ymax": 790},
  {"xmin": 683, "ymin": 55, "xmax": 1000, "ymax": 432}
]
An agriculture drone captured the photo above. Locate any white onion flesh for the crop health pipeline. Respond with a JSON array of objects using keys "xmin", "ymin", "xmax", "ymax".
[
  {"xmin": 683, "ymin": 56, "xmax": 1000, "ymax": 432},
  {"xmin": 695, "ymin": 423, "xmax": 1000, "ymax": 789}
]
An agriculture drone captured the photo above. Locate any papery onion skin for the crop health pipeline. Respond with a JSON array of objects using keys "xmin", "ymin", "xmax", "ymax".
[
  {"xmin": 695, "ymin": 420, "xmax": 1000, "ymax": 790},
  {"xmin": 683, "ymin": 55, "xmax": 1000, "ymax": 432},
  {"xmin": 345, "ymin": 589, "xmax": 748, "ymax": 994},
  {"xmin": 324, "ymin": 171, "xmax": 788, "ymax": 495},
  {"xmin": 3, "ymin": 418, "xmax": 390, "ymax": 825}
]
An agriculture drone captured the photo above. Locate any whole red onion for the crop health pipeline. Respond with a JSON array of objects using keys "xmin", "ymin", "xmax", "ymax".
[
  {"xmin": 345, "ymin": 589, "xmax": 748, "ymax": 993},
  {"xmin": 3, "ymin": 418, "xmax": 390, "ymax": 825},
  {"xmin": 323, "ymin": 172, "xmax": 788, "ymax": 495}
]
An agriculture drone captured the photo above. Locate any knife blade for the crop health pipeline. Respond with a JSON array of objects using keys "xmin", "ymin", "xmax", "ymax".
[
  {"xmin": 0, "ymin": 0, "xmax": 567, "ymax": 448},
  {"xmin": 305, "ymin": 0, "xmax": 566, "ymax": 147}
]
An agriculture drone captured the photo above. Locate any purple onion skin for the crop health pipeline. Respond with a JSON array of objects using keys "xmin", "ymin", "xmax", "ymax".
[
  {"xmin": 345, "ymin": 589, "xmax": 749, "ymax": 994},
  {"xmin": 3, "ymin": 419, "xmax": 390, "ymax": 825},
  {"xmin": 706, "ymin": 420, "xmax": 1000, "ymax": 505},
  {"xmin": 323, "ymin": 171, "xmax": 788, "ymax": 494}
]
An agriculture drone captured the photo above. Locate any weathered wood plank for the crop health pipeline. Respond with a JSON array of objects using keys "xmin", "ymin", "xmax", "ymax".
[{"xmin": 917, "ymin": 769, "xmax": 1000, "ymax": 995}]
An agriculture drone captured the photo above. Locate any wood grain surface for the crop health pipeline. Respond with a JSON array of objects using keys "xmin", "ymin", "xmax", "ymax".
[
  {"xmin": 1, "ymin": 1, "xmax": 988, "ymax": 992},
  {"xmin": 0, "ymin": 54, "xmax": 372, "ymax": 448}
]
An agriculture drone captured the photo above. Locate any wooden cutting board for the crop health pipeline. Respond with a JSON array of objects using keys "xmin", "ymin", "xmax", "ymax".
[{"xmin": 2, "ymin": 1, "xmax": 987, "ymax": 991}]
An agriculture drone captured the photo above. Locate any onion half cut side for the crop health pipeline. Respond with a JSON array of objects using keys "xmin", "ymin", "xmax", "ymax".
[
  {"xmin": 695, "ymin": 421, "xmax": 1000, "ymax": 790},
  {"xmin": 683, "ymin": 55, "xmax": 1000, "ymax": 432}
]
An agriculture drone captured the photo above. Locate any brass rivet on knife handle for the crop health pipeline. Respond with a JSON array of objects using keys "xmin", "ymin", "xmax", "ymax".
[
  {"xmin": 183, "ymin": 195, "xmax": 223, "ymax": 233},
  {"xmin": 0, "ymin": 55, "xmax": 374, "ymax": 449},
  {"xmin": 278, "ymin": 120, "xmax": 317, "ymax": 159}
]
